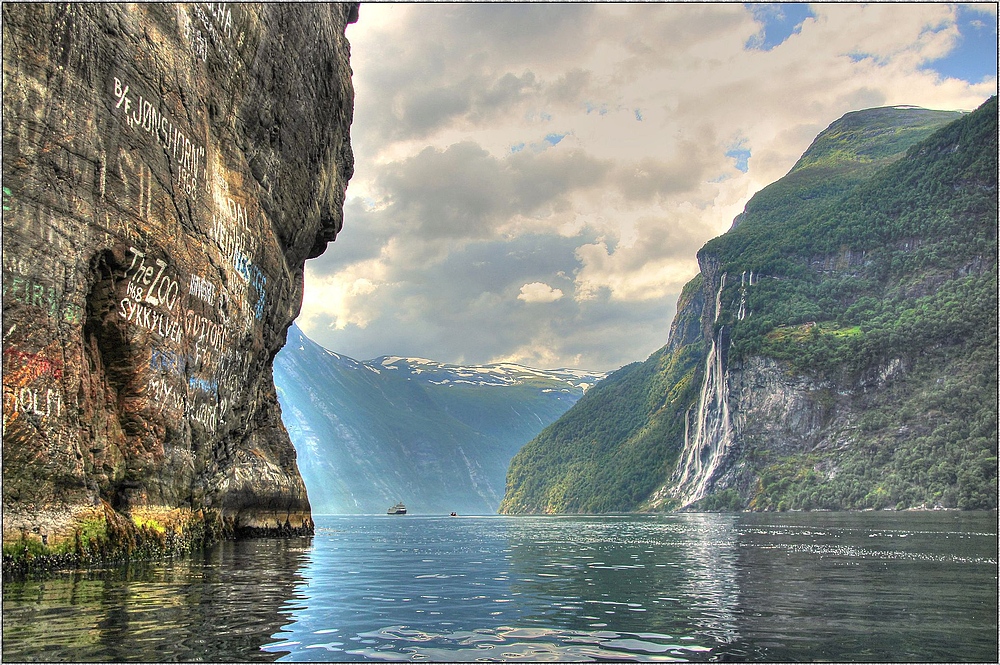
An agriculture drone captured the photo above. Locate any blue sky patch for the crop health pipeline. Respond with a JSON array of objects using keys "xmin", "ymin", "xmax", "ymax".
[
  {"xmin": 726, "ymin": 139, "xmax": 752, "ymax": 173},
  {"xmin": 544, "ymin": 132, "xmax": 566, "ymax": 146},
  {"xmin": 512, "ymin": 133, "xmax": 568, "ymax": 154},
  {"xmin": 922, "ymin": 5, "xmax": 998, "ymax": 83},
  {"xmin": 745, "ymin": 3, "xmax": 816, "ymax": 51}
]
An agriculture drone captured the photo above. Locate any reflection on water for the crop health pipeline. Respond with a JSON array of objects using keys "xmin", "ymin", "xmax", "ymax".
[
  {"xmin": 675, "ymin": 513, "xmax": 740, "ymax": 646},
  {"xmin": 2, "ymin": 512, "xmax": 996, "ymax": 662},
  {"xmin": 498, "ymin": 516, "xmax": 744, "ymax": 651},
  {"xmin": 2, "ymin": 538, "xmax": 312, "ymax": 662},
  {"xmin": 269, "ymin": 515, "xmax": 739, "ymax": 662}
]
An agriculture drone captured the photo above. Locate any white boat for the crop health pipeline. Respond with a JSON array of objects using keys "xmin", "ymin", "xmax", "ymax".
[{"xmin": 387, "ymin": 502, "xmax": 407, "ymax": 515}]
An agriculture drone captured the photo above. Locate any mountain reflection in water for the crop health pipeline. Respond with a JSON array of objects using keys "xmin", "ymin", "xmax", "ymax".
[{"xmin": 2, "ymin": 512, "xmax": 996, "ymax": 662}]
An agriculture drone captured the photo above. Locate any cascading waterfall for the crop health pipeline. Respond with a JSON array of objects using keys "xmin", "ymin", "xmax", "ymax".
[
  {"xmin": 672, "ymin": 273, "xmax": 733, "ymax": 508},
  {"xmin": 736, "ymin": 269, "xmax": 754, "ymax": 320}
]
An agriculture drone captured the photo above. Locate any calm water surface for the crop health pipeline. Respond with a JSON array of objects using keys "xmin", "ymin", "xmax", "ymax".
[{"xmin": 2, "ymin": 512, "xmax": 996, "ymax": 662}]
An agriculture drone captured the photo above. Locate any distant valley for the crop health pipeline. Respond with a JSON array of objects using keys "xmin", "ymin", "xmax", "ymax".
[{"xmin": 273, "ymin": 325, "xmax": 604, "ymax": 514}]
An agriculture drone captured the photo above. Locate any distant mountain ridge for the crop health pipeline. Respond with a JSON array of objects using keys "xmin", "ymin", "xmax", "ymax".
[
  {"xmin": 370, "ymin": 355, "xmax": 601, "ymax": 391},
  {"xmin": 274, "ymin": 325, "xmax": 605, "ymax": 514},
  {"xmin": 501, "ymin": 100, "xmax": 997, "ymax": 514}
]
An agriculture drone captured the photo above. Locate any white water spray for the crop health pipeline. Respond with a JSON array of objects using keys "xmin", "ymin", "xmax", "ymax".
[{"xmin": 672, "ymin": 273, "xmax": 734, "ymax": 508}]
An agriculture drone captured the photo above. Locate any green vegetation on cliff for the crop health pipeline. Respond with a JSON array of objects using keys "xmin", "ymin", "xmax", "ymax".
[
  {"xmin": 501, "ymin": 99, "xmax": 997, "ymax": 514},
  {"xmin": 711, "ymin": 102, "xmax": 995, "ymax": 370}
]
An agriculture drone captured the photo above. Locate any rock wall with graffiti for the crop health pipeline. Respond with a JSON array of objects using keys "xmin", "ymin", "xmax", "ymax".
[{"xmin": 2, "ymin": 2, "xmax": 356, "ymax": 553}]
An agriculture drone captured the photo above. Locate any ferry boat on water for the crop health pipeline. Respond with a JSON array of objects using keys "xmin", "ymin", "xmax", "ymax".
[{"xmin": 387, "ymin": 502, "xmax": 407, "ymax": 515}]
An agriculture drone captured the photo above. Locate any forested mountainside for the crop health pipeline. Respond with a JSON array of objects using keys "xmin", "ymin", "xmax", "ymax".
[
  {"xmin": 501, "ymin": 100, "xmax": 997, "ymax": 514},
  {"xmin": 274, "ymin": 325, "xmax": 603, "ymax": 514}
]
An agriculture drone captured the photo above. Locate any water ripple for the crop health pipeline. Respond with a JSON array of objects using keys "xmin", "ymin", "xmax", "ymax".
[
  {"xmin": 771, "ymin": 542, "xmax": 996, "ymax": 565},
  {"xmin": 342, "ymin": 625, "xmax": 711, "ymax": 662}
]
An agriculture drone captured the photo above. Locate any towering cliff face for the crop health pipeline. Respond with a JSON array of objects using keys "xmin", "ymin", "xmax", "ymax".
[
  {"xmin": 502, "ymin": 101, "xmax": 997, "ymax": 514},
  {"xmin": 2, "ymin": 2, "xmax": 356, "ymax": 561},
  {"xmin": 653, "ymin": 101, "xmax": 997, "ymax": 512}
]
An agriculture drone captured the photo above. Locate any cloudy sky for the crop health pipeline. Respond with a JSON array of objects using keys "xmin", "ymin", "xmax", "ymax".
[{"xmin": 297, "ymin": 2, "xmax": 997, "ymax": 372}]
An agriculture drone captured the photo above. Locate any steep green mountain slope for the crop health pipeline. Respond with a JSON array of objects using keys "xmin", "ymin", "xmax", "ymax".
[
  {"xmin": 273, "ymin": 325, "xmax": 603, "ymax": 514},
  {"xmin": 500, "ymin": 100, "xmax": 997, "ymax": 514}
]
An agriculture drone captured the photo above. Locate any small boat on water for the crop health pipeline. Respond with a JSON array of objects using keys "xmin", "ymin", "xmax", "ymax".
[{"xmin": 387, "ymin": 502, "xmax": 407, "ymax": 515}]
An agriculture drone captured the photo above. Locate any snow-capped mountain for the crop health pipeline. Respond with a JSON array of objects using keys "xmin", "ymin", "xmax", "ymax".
[
  {"xmin": 273, "ymin": 324, "xmax": 605, "ymax": 515},
  {"xmin": 371, "ymin": 356, "xmax": 601, "ymax": 391}
]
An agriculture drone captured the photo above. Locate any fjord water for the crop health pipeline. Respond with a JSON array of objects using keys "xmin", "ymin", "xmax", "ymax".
[{"xmin": 2, "ymin": 513, "xmax": 996, "ymax": 662}]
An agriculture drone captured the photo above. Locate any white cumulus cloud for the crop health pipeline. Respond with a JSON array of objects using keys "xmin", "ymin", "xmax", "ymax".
[{"xmin": 518, "ymin": 282, "xmax": 565, "ymax": 304}]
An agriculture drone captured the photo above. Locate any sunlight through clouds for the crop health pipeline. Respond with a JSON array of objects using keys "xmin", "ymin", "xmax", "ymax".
[{"xmin": 300, "ymin": 267, "xmax": 379, "ymax": 331}]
